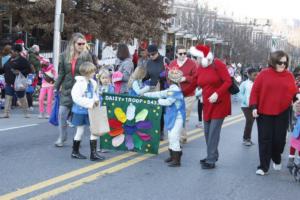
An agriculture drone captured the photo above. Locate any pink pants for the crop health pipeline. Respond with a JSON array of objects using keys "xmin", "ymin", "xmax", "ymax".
[{"xmin": 39, "ymin": 87, "xmax": 54, "ymax": 115}]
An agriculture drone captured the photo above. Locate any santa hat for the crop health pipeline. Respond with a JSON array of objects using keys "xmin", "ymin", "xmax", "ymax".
[
  {"xmin": 15, "ymin": 39, "xmax": 25, "ymax": 45},
  {"xmin": 189, "ymin": 44, "xmax": 214, "ymax": 67}
]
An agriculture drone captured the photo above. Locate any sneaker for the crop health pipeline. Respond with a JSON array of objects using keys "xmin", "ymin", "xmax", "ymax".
[
  {"xmin": 67, "ymin": 120, "xmax": 75, "ymax": 128},
  {"xmin": 38, "ymin": 113, "xmax": 44, "ymax": 119},
  {"xmin": 256, "ymin": 169, "xmax": 267, "ymax": 176},
  {"xmin": 273, "ymin": 163, "xmax": 282, "ymax": 171},
  {"xmin": 28, "ymin": 107, "xmax": 34, "ymax": 112},
  {"xmin": 243, "ymin": 139, "xmax": 254, "ymax": 146},
  {"xmin": 195, "ymin": 123, "xmax": 203, "ymax": 128},
  {"xmin": 44, "ymin": 114, "xmax": 50, "ymax": 119}
]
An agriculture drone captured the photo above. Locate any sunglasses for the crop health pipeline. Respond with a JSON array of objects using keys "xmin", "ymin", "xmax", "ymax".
[
  {"xmin": 149, "ymin": 52, "xmax": 157, "ymax": 56},
  {"xmin": 276, "ymin": 61, "xmax": 287, "ymax": 66},
  {"xmin": 178, "ymin": 52, "xmax": 187, "ymax": 56},
  {"xmin": 76, "ymin": 42, "xmax": 86, "ymax": 46}
]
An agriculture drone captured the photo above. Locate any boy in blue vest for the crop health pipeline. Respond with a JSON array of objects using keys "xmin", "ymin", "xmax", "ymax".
[{"xmin": 144, "ymin": 68, "xmax": 186, "ymax": 167}]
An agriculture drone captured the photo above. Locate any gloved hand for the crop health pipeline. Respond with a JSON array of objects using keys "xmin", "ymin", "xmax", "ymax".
[
  {"xmin": 144, "ymin": 79, "xmax": 151, "ymax": 86},
  {"xmin": 208, "ymin": 92, "xmax": 218, "ymax": 103},
  {"xmin": 159, "ymin": 71, "xmax": 166, "ymax": 78}
]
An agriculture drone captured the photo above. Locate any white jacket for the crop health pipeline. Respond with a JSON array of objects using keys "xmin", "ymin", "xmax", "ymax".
[{"xmin": 71, "ymin": 76, "xmax": 99, "ymax": 109}]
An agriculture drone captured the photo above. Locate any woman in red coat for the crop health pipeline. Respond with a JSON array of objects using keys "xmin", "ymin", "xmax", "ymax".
[
  {"xmin": 250, "ymin": 50, "xmax": 298, "ymax": 176},
  {"xmin": 190, "ymin": 44, "xmax": 232, "ymax": 169}
]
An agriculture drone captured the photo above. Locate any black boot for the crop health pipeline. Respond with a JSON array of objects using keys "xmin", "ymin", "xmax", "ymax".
[
  {"xmin": 90, "ymin": 140, "xmax": 105, "ymax": 161},
  {"xmin": 164, "ymin": 149, "xmax": 173, "ymax": 163},
  {"xmin": 168, "ymin": 151, "xmax": 182, "ymax": 167},
  {"xmin": 71, "ymin": 140, "xmax": 87, "ymax": 159}
]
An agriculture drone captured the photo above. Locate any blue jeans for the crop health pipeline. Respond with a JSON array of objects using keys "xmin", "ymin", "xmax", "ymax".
[{"xmin": 5, "ymin": 85, "xmax": 26, "ymax": 98}]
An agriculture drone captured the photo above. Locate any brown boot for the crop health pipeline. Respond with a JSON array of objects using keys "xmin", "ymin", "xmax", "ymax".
[
  {"xmin": 168, "ymin": 151, "xmax": 182, "ymax": 167},
  {"xmin": 19, "ymin": 97, "xmax": 29, "ymax": 118},
  {"xmin": 1, "ymin": 95, "xmax": 12, "ymax": 118},
  {"xmin": 164, "ymin": 149, "xmax": 173, "ymax": 163}
]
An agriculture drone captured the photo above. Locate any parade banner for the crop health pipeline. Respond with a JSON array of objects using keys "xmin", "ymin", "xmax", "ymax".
[{"xmin": 100, "ymin": 93, "xmax": 162, "ymax": 154}]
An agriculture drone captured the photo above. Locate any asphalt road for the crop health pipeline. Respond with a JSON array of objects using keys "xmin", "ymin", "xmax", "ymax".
[{"xmin": 0, "ymin": 101, "xmax": 299, "ymax": 200}]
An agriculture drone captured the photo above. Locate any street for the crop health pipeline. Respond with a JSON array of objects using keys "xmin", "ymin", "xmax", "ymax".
[{"xmin": 0, "ymin": 102, "xmax": 299, "ymax": 200}]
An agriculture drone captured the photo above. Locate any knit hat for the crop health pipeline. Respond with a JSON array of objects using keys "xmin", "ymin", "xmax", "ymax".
[
  {"xmin": 168, "ymin": 69, "xmax": 183, "ymax": 83},
  {"xmin": 189, "ymin": 44, "xmax": 214, "ymax": 67},
  {"xmin": 147, "ymin": 44, "xmax": 158, "ymax": 53}
]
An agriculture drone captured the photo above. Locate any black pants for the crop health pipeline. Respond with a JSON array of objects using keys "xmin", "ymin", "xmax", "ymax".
[
  {"xmin": 256, "ymin": 108, "xmax": 290, "ymax": 172},
  {"xmin": 160, "ymin": 107, "xmax": 165, "ymax": 138},
  {"xmin": 197, "ymin": 99, "xmax": 203, "ymax": 122},
  {"xmin": 241, "ymin": 107, "xmax": 255, "ymax": 140},
  {"xmin": 26, "ymin": 92, "xmax": 33, "ymax": 107}
]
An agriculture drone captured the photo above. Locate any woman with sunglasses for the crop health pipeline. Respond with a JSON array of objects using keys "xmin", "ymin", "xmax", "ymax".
[
  {"xmin": 54, "ymin": 33, "xmax": 93, "ymax": 147},
  {"xmin": 250, "ymin": 50, "xmax": 299, "ymax": 176}
]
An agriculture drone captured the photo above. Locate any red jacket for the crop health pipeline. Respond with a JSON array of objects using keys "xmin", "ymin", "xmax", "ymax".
[
  {"xmin": 197, "ymin": 59, "xmax": 231, "ymax": 121},
  {"xmin": 249, "ymin": 67, "xmax": 297, "ymax": 115},
  {"xmin": 169, "ymin": 58, "xmax": 198, "ymax": 97}
]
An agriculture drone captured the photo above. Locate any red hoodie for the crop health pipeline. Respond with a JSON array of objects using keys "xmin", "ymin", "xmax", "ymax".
[{"xmin": 249, "ymin": 67, "xmax": 298, "ymax": 115}]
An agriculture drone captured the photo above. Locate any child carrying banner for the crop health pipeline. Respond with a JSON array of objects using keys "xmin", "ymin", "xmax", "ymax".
[
  {"xmin": 144, "ymin": 68, "xmax": 186, "ymax": 167},
  {"xmin": 71, "ymin": 62, "xmax": 105, "ymax": 161},
  {"xmin": 128, "ymin": 66, "xmax": 150, "ymax": 96}
]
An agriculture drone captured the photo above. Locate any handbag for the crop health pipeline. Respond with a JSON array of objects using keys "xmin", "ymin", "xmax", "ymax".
[
  {"xmin": 49, "ymin": 92, "xmax": 60, "ymax": 126},
  {"xmin": 212, "ymin": 61, "xmax": 239, "ymax": 95},
  {"xmin": 88, "ymin": 105, "xmax": 110, "ymax": 136},
  {"xmin": 228, "ymin": 77, "xmax": 240, "ymax": 95},
  {"xmin": 14, "ymin": 73, "xmax": 28, "ymax": 91}
]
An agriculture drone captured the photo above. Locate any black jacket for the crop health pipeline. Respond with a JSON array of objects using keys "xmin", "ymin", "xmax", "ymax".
[
  {"xmin": 0, "ymin": 56, "xmax": 31, "ymax": 85},
  {"xmin": 144, "ymin": 55, "xmax": 169, "ymax": 90}
]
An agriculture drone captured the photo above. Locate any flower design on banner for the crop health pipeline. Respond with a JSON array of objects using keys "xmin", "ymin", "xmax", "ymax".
[{"xmin": 108, "ymin": 103, "xmax": 152, "ymax": 150}]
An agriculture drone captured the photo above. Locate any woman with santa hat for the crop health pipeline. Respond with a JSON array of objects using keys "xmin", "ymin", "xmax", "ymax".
[{"xmin": 190, "ymin": 44, "xmax": 232, "ymax": 169}]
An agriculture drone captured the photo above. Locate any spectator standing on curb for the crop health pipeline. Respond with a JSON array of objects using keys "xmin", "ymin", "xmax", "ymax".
[
  {"xmin": 0, "ymin": 45, "xmax": 12, "ymax": 108},
  {"xmin": 114, "ymin": 44, "xmax": 134, "ymax": 94},
  {"xmin": 54, "ymin": 33, "xmax": 93, "ymax": 147},
  {"xmin": 0, "ymin": 44, "xmax": 31, "ymax": 118},
  {"xmin": 168, "ymin": 45, "xmax": 197, "ymax": 144}
]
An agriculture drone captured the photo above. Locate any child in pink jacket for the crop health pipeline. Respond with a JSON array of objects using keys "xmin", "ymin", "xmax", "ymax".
[{"xmin": 38, "ymin": 58, "xmax": 57, "ymax": 118}]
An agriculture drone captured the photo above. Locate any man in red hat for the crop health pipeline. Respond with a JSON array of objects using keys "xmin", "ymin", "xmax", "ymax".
[
  {"xmin": 190, "ymin": 44, "xmax": 232, "ymax": 169},
  {"xmin": 168, "ymin": 45, "xmax": 198, "ymax": 144},
  {"xmin": 15, "ymin": 39, "xmax": 28, "ymax": 59}
]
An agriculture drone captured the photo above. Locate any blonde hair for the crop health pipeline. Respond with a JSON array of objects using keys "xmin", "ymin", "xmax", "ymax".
[
  {"xmin": 64, "ymin": 33, "xmax": 89, "ymax": 63},
  {"xmin": 97, "ymin": 69, "xmax": 111, "ymax": 85},
  {"xmin": 128, "ymin": 67, "xmax": 147, "ymax": 88},
  {"xmin": 79, "ymin": 62, "xmax": 96, "ymax": 77}
]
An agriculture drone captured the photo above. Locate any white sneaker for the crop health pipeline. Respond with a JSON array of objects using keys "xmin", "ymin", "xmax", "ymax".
[
  {"xmin": 29, "ymin": 107, "xmax": 34, "ymax": 112},
  {"xmin": 38, "ymin": 113, "xmax": 44, "ymax": 119},
  {"xmin": 44, "ymin": 114, "xmax": 50, "ymax": 119},
  {"xmin": 273, "ymin": 163, "xmax": 282, "ymax": 171},
  {"xmin": 256, "ymin": 169, "xmax": 267, "ymax": 176}
]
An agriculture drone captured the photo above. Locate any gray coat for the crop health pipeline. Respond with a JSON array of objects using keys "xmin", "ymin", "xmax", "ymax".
[{"xmin": 115, "ymin": 58, "xmax": 134, "ymax": 93}]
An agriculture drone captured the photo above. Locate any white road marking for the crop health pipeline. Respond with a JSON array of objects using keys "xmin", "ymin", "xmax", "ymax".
[{"xmin": 0, "ymin": 124, "xmax": 39, "ymax": 132}]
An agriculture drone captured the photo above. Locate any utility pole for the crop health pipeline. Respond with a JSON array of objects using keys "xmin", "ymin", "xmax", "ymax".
[{"xmin": 53, "ymin": 0, "xmax": 62, "ymax": 72}]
